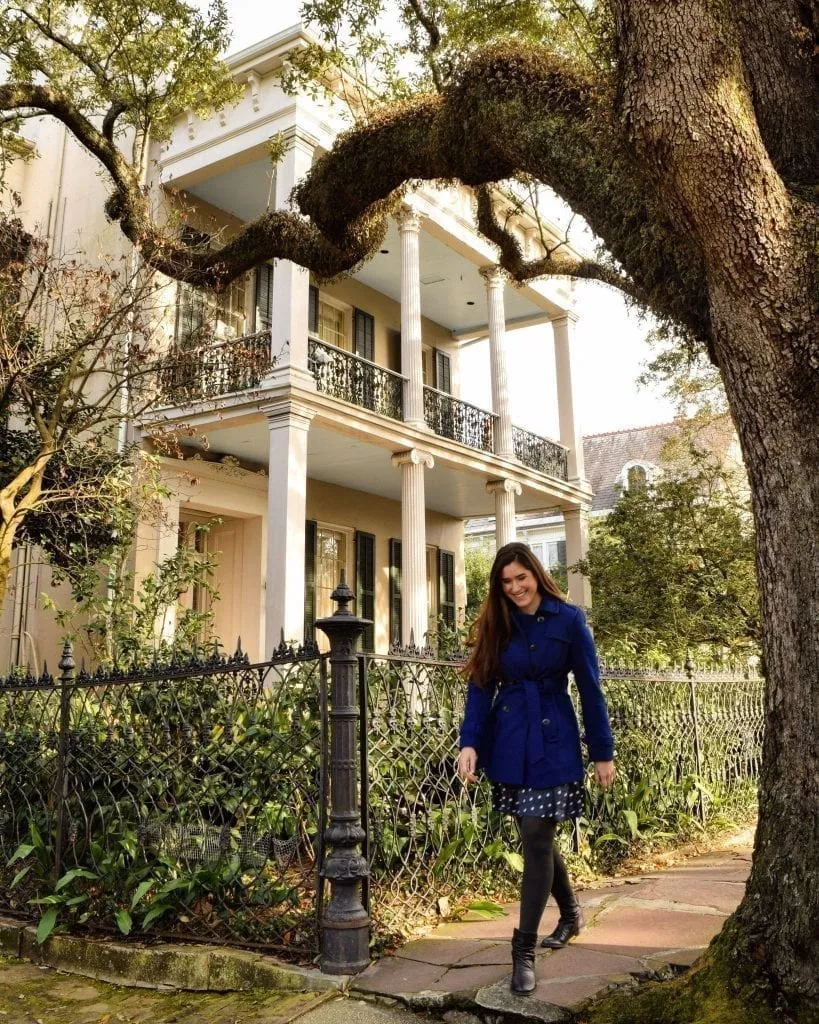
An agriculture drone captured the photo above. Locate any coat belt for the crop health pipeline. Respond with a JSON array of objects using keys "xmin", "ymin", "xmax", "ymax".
[{"xmin": 497, "ymin": 677, "xmax": 562, "ymax": 765}]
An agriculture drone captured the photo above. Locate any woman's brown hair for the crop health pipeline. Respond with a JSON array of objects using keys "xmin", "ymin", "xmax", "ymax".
[{"xmin": 464, "ymin": 542, "xmax": 565, "ymax": 688}]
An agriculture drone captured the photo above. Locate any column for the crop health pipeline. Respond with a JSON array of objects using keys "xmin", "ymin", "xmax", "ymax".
[
  {"xmin": 487, "ymin": 479, "xmax": 522, "ymax": 548},
  {"xmin": 269, "ymin": 127, "xmax": 318, "ymax": 383},
  {"xmin": 155, "ymin": 494, "xmax": 181, "ymax": 643},
  {"xmin": 482, "ymin": 267, "xmax": 514, "ymax": 459},
  {"xmin": 552, "ymin": 314, "xmax": 586, "ymax": 481},
  {"xmin": 396, "ymin": 204, "xmax": 426, "ymax": 429},
  {"xmin": 264, "ymin": 400, "xmax": 315, "ymax": 649},
  {"xmin": 563, "ymin": 505, "xmax": 592, "ymax": 608},
  {"xmin": 391, "ymin": 448, "xmax": 434, "ymax": 644}
]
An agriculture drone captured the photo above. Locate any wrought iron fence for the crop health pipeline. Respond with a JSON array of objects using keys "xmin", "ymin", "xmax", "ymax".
[
  {"xmin": 155, "ymin": 331, "xmax": 274, "ymax": 404},
  {"xmin": 512, "ymin": 425, "xmax": 569, "ymax": 480},
  {"xmin": 0, "ymin": 642, "xmax": 325, "ymax": 957},
  {"xmin": 308, "ymin": 338, "xmax": 404, "ymax": 420},
  {"xmin": 0, "ymin": 636, "xmax": 763, "ymax": 955},
  {"xmin": 359, "ymin": 653, "xmax": 763, "ymax": 939},
  {"xmin": 423, "ymin": 386, "xmax": 495, "ymax": 452}
]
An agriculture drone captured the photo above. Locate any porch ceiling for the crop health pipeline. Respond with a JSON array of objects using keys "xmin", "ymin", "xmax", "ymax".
[
  {"xmin": 187, "ymin": 419, "xmax": 563, "ymax": 520},
  {"xmin": 184, "ymin": 174, "xmax": 546, "ymax": 333}
]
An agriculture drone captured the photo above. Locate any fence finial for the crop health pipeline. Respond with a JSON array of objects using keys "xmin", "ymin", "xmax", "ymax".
[
  {"xmin": 684, "ymin": 653, "xmax": 695, "ymax": 680},
  {"xmin": 59, "ymin": 640, "xmax": 75, "ymax": 680}
]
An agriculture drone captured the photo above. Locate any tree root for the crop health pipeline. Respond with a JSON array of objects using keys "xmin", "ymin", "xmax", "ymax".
[{"xmin": 578, "ymin": 936, "xmax": 819, "ymax": 1024}]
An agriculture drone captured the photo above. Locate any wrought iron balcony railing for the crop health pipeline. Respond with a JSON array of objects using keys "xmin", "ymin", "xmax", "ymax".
[
  {"xmin": 308, "ymin": 337, "xmax": 404, "ymax": 420},
  {"xmin": 156, "ymin": 331, "xmax": 274, "ymax": 404},
  {"xmin": 513, "ymin": 425, "xmax": 569, "ymax": 480},
  {"xmin": 423, "ymin": 386, "xmax": 495, "ymax": 453}
]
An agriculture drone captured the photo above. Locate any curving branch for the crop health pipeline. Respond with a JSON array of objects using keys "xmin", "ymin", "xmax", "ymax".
[
  {"xmin": 474, "ymin": 185, "xmax": 644, "ymax": 301},
  {"xmin": 1, "ymin": 44, "xmax": 711, "ymax": 343},
  {"xmin": 405, "ymin": 0, "xmax": 445, "ymax": 92}
]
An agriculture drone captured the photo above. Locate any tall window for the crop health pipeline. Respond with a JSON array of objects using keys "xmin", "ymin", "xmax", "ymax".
[
  {"xmin": 316, "ymin": 526, "xmax": 349, "ymax": 621},
  {"xmin": 176, "ymin": 275, "xmax": 248, "ymax": 346}
]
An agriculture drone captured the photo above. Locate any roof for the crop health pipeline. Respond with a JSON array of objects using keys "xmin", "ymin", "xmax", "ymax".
[{"xmin": 583, "ymin": 422, "xmax": 677, "ymax": 512}]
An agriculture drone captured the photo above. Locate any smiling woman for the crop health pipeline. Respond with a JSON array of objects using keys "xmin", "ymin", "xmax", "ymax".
[{"xmin": 458, "ymin": 541, "xmax": 615, "ymax": 996}]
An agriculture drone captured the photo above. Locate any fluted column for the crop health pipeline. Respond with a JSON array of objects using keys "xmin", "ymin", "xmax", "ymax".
[
  {"xmin": 487, "ymin": 479, "xmax": 522, "ymax": 548},
  {"xmin": 563, "ymin": 505, "xmax": 592, "ymax": 608},
  {"xmin": 391, "ymin": 448, "xmax": 434, "ymax": 644},
  {"xmin": 482, "ymin": 267, "xmax": 514, "ymax": 459},
  {"xmin": 552, "ymin": 313, "xmax": 586, "ymax": 481},
  {"xmin": 269, "ymin": 127, "xmax": 318, "ymax": 384},
  {"xmin": 397, "ymin": 205, "xmax": 426, "ymax": 429},
  {"xmin": 264, "ymin": 400, "xmax": 315, "ymax": 649}
]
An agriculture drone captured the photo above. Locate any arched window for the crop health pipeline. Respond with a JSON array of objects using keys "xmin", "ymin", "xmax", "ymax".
[{"xmin": 627, "ymin": 464, "xmax": 648, "ymax": 491}]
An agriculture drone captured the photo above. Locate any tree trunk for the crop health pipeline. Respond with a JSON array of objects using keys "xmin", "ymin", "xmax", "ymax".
[
  {"xmin": 613, "ymin": 0, "xmax": 819, "ymax": 1006},
  {"xmin": 0, "ymin": 521, "xmax": 18, "ymax": 616}
]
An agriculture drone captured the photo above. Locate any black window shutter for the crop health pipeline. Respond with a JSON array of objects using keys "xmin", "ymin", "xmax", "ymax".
[
  {"xmin": 304, "ymin": 519, "xmax": 318, "ymax": 642},
  {"xmin": 389, "ymin": 538, "xmax": 402, "ymax": 647},
  {"xmin": 438, "ymin": 549, "xmax": 456, "ymax": 629},
  {"xmin": 557, "ymin": 540, "xmax": 567, "ymax": 568},
  {"xmin": 434, "ymin": 349, "xmax": 452, "ymax": 393},
  {"xmin": 254, "ymin": 264, "xmax": 273, "ymax": 333},
  {"xmin": 308, "ymin": 285, "xmax": 319, "ymax": 335},
  {"xmin": 355, "ymin": 531, "xmax": 376, "ymax": 651},
  {"xmin": 354, "ymin": 308, "xmax": 375, "ymax": 361}
]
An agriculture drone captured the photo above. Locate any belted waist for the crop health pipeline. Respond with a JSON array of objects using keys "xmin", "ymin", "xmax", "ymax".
[{"xmin": 495, "ymin": 677, "xmax": 566, "ymax": 764}]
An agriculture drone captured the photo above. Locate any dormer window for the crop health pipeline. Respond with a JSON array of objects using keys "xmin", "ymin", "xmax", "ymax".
[
  {"xmin": 627, "ymin": 464, "xmax": 647, "ymax": 491},
  {"xmin": 619, "ymin": 460, "xmax": 656, "ymax": 492}
]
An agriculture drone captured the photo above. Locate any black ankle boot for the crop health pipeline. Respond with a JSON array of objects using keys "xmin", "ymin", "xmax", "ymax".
[
  {"xmin": 540, "ymin": 905, "xmax": 585, "ymax": 948},
  {"xmin": 511, "ymin": 928, "xmax": 538, "ymax": 995}
]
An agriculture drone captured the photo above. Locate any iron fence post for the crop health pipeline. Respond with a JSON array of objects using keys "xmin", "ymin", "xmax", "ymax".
[
  {"xmin": 54, "ymin": 640, "xmax": 74, "ymax": 880},
  {"xmin": 315, "ymin": 573, "xmax": 371, "ymax": 975},
  {"xmin": 685, "ymin": 654, "xmax": 706, "ymax": 824}
]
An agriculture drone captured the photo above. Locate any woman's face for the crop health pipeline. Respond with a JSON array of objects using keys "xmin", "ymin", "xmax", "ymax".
[{"xmin": 499, "ymin": 560, "xmax": 541, "ymax": 615}]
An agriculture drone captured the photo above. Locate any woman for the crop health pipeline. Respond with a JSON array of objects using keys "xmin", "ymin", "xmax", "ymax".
[{"xmin": 457, "ymin": 542, "xmax": 615, "ymax": 996}]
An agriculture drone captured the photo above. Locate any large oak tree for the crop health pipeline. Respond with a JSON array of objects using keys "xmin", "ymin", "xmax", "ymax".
[{"xmin": 1, "ymin": 0, "xmax": 816, "ymax": 1017}]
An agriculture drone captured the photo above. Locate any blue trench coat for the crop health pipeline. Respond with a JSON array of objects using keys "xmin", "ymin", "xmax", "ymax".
[{"xmin": 459, "ymin": 596, "xmax": 614, "ymax": 788}]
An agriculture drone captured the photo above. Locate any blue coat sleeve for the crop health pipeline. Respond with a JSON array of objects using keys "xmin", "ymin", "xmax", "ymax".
[
  {"xmin": 459, "ymin": 679, "xmax": 496, "ymax": 754},
  {"xmin": 569, "ymin": 608, "xmax": 614, "ymax": 763}
]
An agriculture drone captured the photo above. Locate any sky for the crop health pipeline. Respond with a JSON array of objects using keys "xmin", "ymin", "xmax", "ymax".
[{"xmin": 218, "ymin": 0, "xmax": 676, "ymax": 437}]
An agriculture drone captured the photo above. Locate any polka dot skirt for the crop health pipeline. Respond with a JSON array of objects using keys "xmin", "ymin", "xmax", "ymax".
[{"xmin": 492, "ymin": 779, "xmax": 584, "ymax": 821}]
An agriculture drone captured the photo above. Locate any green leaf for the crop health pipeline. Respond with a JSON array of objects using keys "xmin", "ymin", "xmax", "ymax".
[
  {"xmin": 115, "ymin": 908, "xmax": 133, "ymax": 935},
  {"xmin": 36, "ymin": 907, "xmax": 59, "ymax": 944},
  {"xmin": 131, "ymin": 879, "xmax": 155, "ymax": 909},
  {"xmin": 10, "ymin": 865, "xmax": 31, "ymax": 888},
  {"xmin": 55, "ymin": 868, "xmax": 98, "ymax": 892},
  {"xmin": 461, "ymin": 899, "xmax": 506, "ymax": 920},
  {"xmin": 502, "ymin": 850, "xmax": 524, "ymax": 873},
  {"xmin": 8, "ymin": 843, "xmax": 35, "ymax": 865},
  {"xmin": 141, "ymin": 902, "xmax": 171, "ymax": 929},
  {"xmin": 622, "ymin": 809, "xmax": 640, "ymax": 838}
]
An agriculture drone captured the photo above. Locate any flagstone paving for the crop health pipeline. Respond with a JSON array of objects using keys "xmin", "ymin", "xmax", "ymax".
[{"xmin": 351, "ymin": 845, "xmax": 753, "ymax": 1019}]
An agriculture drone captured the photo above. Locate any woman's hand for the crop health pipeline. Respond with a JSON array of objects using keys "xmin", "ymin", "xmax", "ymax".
[
  {"xmin": 457, "ymin": 746, "xmax": 478, "ymax": 784},
  {"xmin": 594, "ymin": 760, "xmax": 615, "ymax": 789}
]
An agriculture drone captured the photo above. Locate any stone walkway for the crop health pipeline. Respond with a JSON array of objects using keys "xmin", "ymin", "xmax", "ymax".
[{"xmin": 352, "ymin": 845, "xmax": 752, "ymax": 1020}]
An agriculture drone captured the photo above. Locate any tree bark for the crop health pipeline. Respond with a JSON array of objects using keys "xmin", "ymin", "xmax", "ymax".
[{"xmin": 612, "ymin": 0, "xmax": 818, "ymax": 1003}]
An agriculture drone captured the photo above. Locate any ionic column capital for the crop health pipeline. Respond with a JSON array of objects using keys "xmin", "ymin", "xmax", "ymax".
[
  {"xmin": 487, "ymin": 478, "xmax": 522, "ymax": 497},
  {"xmin": 392, "ymin": 448, "xmax": 434, "ymax": 470},
  {"xmin": 396, "ymin": 202, "xmax": 423, "ymax": 234},
  {"xmin": 480, "ymin": 264, "xmax": 509, "ymax": 288}
]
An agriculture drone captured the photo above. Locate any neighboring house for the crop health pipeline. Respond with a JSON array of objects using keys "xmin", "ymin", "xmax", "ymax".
[
  {"xmin": 466, "ymin": 418, "xmax": 743, "ymax": 572},
  {"xmin": 0, "ymin": 23, "xmax": 597, "ymax": 669}
]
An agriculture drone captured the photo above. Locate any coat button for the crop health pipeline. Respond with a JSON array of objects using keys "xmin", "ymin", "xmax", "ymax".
[
  {"xmin": 536, "ymin": 616, "xmax": 545, "ymax": 623},
  {"xmin": 503, "ymin": 705, "xmax": 510, "ymax": 712},
  {"xmin": 529, "ymin": 643, "xmax": 536, "ymax": 651},
  {"xmin": 542, "ymin": 718, "xmax": 550, "ymax": 725}
]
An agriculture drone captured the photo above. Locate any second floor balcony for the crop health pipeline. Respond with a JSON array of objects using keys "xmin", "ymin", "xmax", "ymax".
[{"xmin": 151, "ymin": 331, "xmax": 570, "ymax": 484}]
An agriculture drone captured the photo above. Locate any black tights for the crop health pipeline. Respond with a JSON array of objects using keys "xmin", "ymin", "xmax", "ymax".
[{"xmin": 517, "ymin": 816, "xmax": 575, "ymax": 934}]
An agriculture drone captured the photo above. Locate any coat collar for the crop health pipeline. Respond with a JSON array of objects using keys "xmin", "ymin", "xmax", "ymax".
[{"xmin": 510, "ymin": 594, "xmax": 563, "ymax": 620}]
